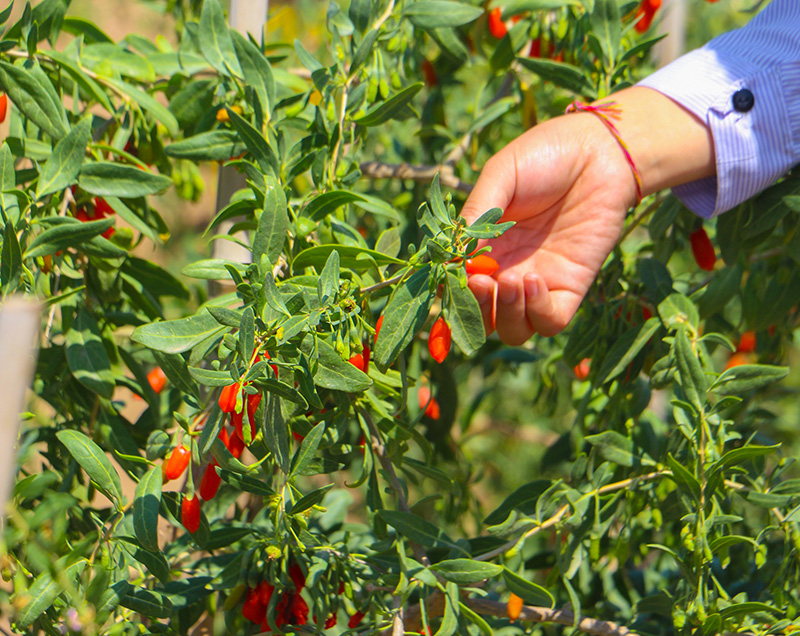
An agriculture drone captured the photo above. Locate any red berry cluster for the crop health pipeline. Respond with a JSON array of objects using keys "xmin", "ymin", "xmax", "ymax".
[{"xmin": 241, "ymin": 565, "xmax": 322, "ymax": 632}]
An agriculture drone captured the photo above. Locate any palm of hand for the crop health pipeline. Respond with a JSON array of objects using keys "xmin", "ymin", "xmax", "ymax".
[{"xmin": 462, "ymin": 115, "xmax": 636, "ymax": 344}]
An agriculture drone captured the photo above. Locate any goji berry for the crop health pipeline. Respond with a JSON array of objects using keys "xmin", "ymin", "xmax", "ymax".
[
  {"xmin": 0, "ymin": 93, "xmax": 7, "ymax": 124},
  {"xmin": 487, "ymin": 7, "xmax": 507, "ymax": 38},
  {"xmin": 634, "ymin": 2, "xmax": 655, "ymax": 33},
  {"xmin": 218, "ymin": 426, "xmax": 230, "ymax": 450},
  {"xmin": 375, "ymin": 315, "xmax": 384, "ymax": 339},
  {"xmin": 289, "ymin": 563, "xmax": 306, "ymax": 591},
  {"xmin": 258, "ymin": 581, "xmax": 275, "ymax": 606},
  {"xmin": 229, "ymin": 432, "xmax": 245, "ymax": 459},
  {"xmin": 574, "ymin": 358, "xmax": 591, "ymax": 381},
  {"xmin": 507, "ymin": 593, "xmax": 524, "ymax": 622},
  {"xmin": 465, "ymin": 254, "xmax": 500, "ymax": 276},
  {"xmin": 325, "ymin": 614, "xmax": 337, "ymax": 628},
  {"xmin": 529, "ymin": 37, "xmax": 541, "ymax": 58},
  {"xmin": 289, "ymin": 593, "xmax": 309, "ymax": 625},
  {"xmin": 642, "ymin": 307, "xmax": 653, "ymax": 321},
  {"xmin": 349, "ymin": 344, "xmax": 370, "ymax": 373},
  {"xmin": 428, "ymin": 317, "xmax": 451, "ymax": 364},
  {"xmin": 147, "ymin": 367, "xmax": 167, "ymax": 394},
  {"xmin": 181, "ymin": 493, "xmax": 201, "ymax": 533},
  {"xmin": 421, "ymin": 59, "xmax": 438, "ymax": 87},
  {"xmin": 690, "ymin": 227, "xmax": 716, "ymax": 271},
  {"xmin": 242, "ymin": 587, "xmax": 266, "ymax": 623},
  {"xmin": 247, "ymin": 391, "xmax": 262, "ymax": 431},
  {"xmin": 163, "ymin": 444, "xmax": 191, "ymax": 482},
  {"xmin": 218, "ymin": 382, "xmax": 240, "ymax": 413},
  {"xmin": 417, "ymin": 386, "xmax": 441, "ymax": 420},
  {"xmin": 292, "ymin": 430, "xmax": 305, "ymax": 443},
  {"xmin": 724, "ymin": 352, "xmax": 753, "ymax": 371},
  {"xmin": 261, "ymin": 351, "xmax": 279, "ymax": 376},
  {"xmin": 199, "ymin": 462, "xmax": 221, "ymax": 501},
  {"xmin": 348, "ymin": 611, "xmax": 366, "ymax": 629},
  {"xmin": 216, "ymin": 104, "xmax": 242, "ymax": 122},
  {"xmin": 737, "ymin": 330, "xmax": 756, "ymax": 353}
]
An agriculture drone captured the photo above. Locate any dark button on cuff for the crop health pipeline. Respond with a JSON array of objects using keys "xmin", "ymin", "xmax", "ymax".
[{"xmin": 732, "ymin": 88, "xmax": 755, "ymax": 112}]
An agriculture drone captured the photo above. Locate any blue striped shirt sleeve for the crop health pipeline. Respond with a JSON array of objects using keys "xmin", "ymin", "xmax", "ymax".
[{"xmin": 636, "ymin": 0, "xmax": 800, "ymax": 218}]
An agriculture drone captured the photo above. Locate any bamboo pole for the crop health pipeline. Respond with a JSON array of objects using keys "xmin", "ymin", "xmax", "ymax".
[{"xmin": 0, "ymin": 297, "xmax": 41, "ymax": 519}]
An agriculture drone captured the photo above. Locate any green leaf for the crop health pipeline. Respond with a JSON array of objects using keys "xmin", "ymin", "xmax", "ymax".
[
  {"xmin": 502, "ymin": 0, "xmax": 578, "ymax": 11},
  {"xmin": 168, "ymin": 78, "xmax": 216, "ymax": 128},
  {"xmin": 484, "ymin": 479, "xmax": 553, "ymax": 525},
  {"xmin": 45, "ymin": 50, "xmax": 115, "ymax": 113},
  {"xmin": 374, "ymin": 266, "xmax": 435, "ymax": 371},
  {"xmin": 502, "ymin": 568, "xmax": 555, "ymax": 607},
  {"xmin": 710, "ymin": 364, "xmax": 789, "ymax": 396},
  {"xmin": 56, "ymin": 430, "xmax": 122, "ymax": 503},
  {"xmin": 181, "ymin": 258, "xmax": 248, "ymax": 280},
  {"xmin": 133, "ymin": 549, "xmax": 170, "ymax": 584},
  {"xmin": 0, "ymin": 60, "xmax": 68, "ymax": 140},
  {"xmin": 119, "ymin": 588, "xmax": 173, "ymax": 619},
  {"xmin": 231, "ymin": 32, "xmax": 273, "ymax": 122},
  {"xmin": 263, "ymin": 393, "xmax": 291, "ymax": 474},
  {"xmin": 293, "ymin": 245, "xmax": 404, "ymax": 272},
  {"xmin": 81, "ymin": 43, "xmax": 156, "ymax": 82},
  {"xmin": 1, "ymin": 216, "xmax": 22, "ymax": 292},
  {"xmin": 293, "ymin": 39, "xmax": 324, "ymax": 72},
  {"xmin": 404, "ymin": 1, "xmax": 484, "ymax": 29},
  {"xmin": 710, "ymin": 444, "xmax": 780, "ymax": 476},
  {"xmin": 674, "ymin": 325, "xmax": 707, "ymax": 411},
  {"xmin": 289, "ymin": 483, "xmax": 334, "ymax": 514},
  {"xmin": 218, "ymin": 469, "xmax": 274, "ymax": 497},
  {"xmin": 591, "ymin": 0, "xmax": 620, "ymax": 67},
  {"xmin": 303, "ymin": 336, "xmax": 372, "ymax": 392},
  {"xmin": 25, "ymin": 217, "xmax": 116, "ymax": 259},
  {"xmin": 152, "ymin": 350, "xmax": 200, "ymax": 400},
  {"xmin": 665, "ymin": 453, "xmax": 701, "ymax": 501},
  {"xmin": 431, "ymin": 559, "xmax": 503, "ymax": 584},
  {"xmin": 719, "ymin": 603, "xmax": 782, "ymax": 620},
  {"xmin": 36, "ymin": 117, "xmax": 92, "ymax": 198},
  {"xmin": 104, "ymin": 77, "xmax": 179, "ymax": 137},
  {"xmin": 586, "ymin": 431, "xmax": 655, "ymax": 468},
  {"xmin": 252, "ymin": 378, "xmax": 309, "ymax": 408},
  {"xmin": 78, "ymin": 162, "xmax": 172, "ymax": 198},
  {"xmin": 658, "ymin": 292, "xmax": 699, "ymax": 331},
  {"xmin": 133, "ymin": 467, "xmax": 162, "ymax": 552},
  {"xmin": 164, "ymin": 130, "xmax": 245, "ymax": 162},
  {"xmin": 198, "ymin": 0, "xmax": 242, "ymax": 78},
  {"xmin": 132, "ymin": 310, "xmax": 226, "ymax": 354},
  {"xmin": 304, "ymin": 190, "xmax": 400, "ymax": 222},
  {"xmin": 354, "ymin": 83, "xmax": 423, "ymax": 126},
  {"xmin": 0, "ymin": 143, "xmax": 19, "ymax": 224},
  {"xmin": 379, "ymin": 510, "xmax": 467, "ymax": 553},
  {"xmin": 252, "ymin": 176, "xmax": 288, "ymax": 263},
  {"xmin": 226, "ymin": 107, "xmax": 279, "ymax": 177},
  {"xmin": 517, "ymin": 57, "xmax": 595, "ymax": 97},
  {"xmin": 318, "ymin": 250, "xmax": 340, "ymax": 304},
  {"xmin": 595, "ymin": 318, "xmax": 660, "ymax": 384},
  {"xmin": 446, "ymin": 272, "xmax": 485, "ymax": 356},
  {"xmin": 65, "ymin": 308, "xmax": 115, "ymax": 399},
  {"xmin": 15, "ymin": 560, "xmax": 87, "ymax": 628},
  {"xmin": 291, "ymin": 422, "xmax": 325, "ymax": 477}
]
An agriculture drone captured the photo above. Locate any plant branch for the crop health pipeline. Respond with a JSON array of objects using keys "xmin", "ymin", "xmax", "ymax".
[
  {"xmin": 359, "ymin": 160, "xmax": 473, "ymax": 193},
  {"xmin": 475, "ymin": 471, "xmax": 668, "ymax": 562}
]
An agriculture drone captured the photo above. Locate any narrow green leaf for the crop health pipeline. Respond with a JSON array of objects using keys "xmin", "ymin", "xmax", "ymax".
[
  {"xmin": 446, "ymin": 272, "xmax": 485, "ymax": 356},
  {"xmin": 56, "ymin": 430, "xmax": 122, "ymax": 503},
  {"xmin": 15, "ymin": 560, "xmax": 87, "ymax": 628},
  {"xmin": 354, "ymin": 83, "xmax": 423, "ymax": 126},
  {"xmin": 36, "ymin": 117, "xmax": 92, "ymax": 198},
  {"xmin": 78, "ymin": 162, "xmax": 172, "ymax": 198},
  {"xmin": 0, "ymin": 60, "xmax": 68, "ymax": 139},
  {"xmin": 431, "ymin": 559, "xmax": 503, "ymax": 585},
  {"xmin": 25, "ymin": 217, "xmax": 115, "ymax": 259},
  {"xmin": 710, "ymin": 364, "xmax": 789, "ymax": 396},
  {"xmin": 133, "ymin": 467, "xmax": 162, "ymax": 552},
  {"xmin": 502, "ymin": 568, "xmax": 555, "ymax": 607},
  {"xmin": 674, "ymin": 325, "xmax": 707, "ymax": 411},
  {"xmin": 591, "ymin": 0, "xmax": 620, "ymax": 66},
  {"xmin": 132, "ymin": 310, "xmax": 226, "ymax": 354},
  {"xmin": 0, "ymin": 144, "xmax": 19, "ymax": 224},
  {"xmin": 595, "ymin": 317, "xmax": 660, "ymax": 384},
  {"xmin": 291, "ymin": 422, "xmax": 325, "ymax": 477},
  {"xmin": 198, "ymin": 0, "xmax": 242, "ymax": 77},
  {"xmin": 65, "ymin": 308, "xmax": 115, "ymax": 399},
  {"xmin": 104, "ymin": 77, "xmax": 179, "ymax": 137},
  {"xmin": 517, "ymin": 57, "xmax": 595, "ymax": 97},
  {"xmin": 289, "ymin": 483, "xmax": 334, "ymax": 514},
  {"xmin": 1, "ymin": 218, "xmax": 22, "ymax": 292},
  {"xmin": 164, "ymin": 130, "xmax": 245, "ymax": 162},
  {"xmin": 252, "ymin": 176, "xmax": 288, "ymax": 263},
  {"xmin": 302, "ymin": 336, "xmax": 372, "ymax": 392},
  {"xmin": 404, "ymin": 1, "xmax": 484, "ymax": 29},
  {"xmin": 263, "ymin": 393, "xmax": 291, "ymax": 474},
  {"xmin": 226, "ymin": 107, "xmax": 279, "ymax": 177},
  {"xmin": 379, "ymin": 510, "xmax": 467, "ymax": 554},
  {"xmin": 293, "ymin": 245, "xmax": 404, "ymax": 272}
]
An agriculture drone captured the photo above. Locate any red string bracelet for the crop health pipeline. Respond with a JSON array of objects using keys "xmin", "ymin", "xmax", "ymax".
[{"xmin": 565, "ymin": 99, "xmax": 643, "ymax": 204}]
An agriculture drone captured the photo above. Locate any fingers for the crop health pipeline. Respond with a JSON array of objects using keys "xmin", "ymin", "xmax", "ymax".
[
  {"xmin": 469, "ymin": 272, "xmax": 572, "ymax": 344},
  {"xmin": 467, "ymin": 275, "xmax": 496, "ymax": 336}
]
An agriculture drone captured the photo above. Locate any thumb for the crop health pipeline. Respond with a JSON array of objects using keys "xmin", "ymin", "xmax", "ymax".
[{"xmin": 459, "ymin": 153, "xmax": 516, "ymax": 225}]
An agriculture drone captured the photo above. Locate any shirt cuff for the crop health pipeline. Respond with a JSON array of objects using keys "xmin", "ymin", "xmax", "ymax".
[{"xmin": 636, "ymin": 11, "xmax": 800, "ymax": 217}]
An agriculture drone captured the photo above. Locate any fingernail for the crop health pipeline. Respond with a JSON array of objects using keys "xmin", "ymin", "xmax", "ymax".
[
  {"xmin": 471, "ymin": 283, "xmax": 491, "ymax": 304},
  {"xmin": 524, "ymin": 276, "xmax": 539, "ymax": 298},
  {"xmin": 498, "ymin": 279, "xmax": 517, "ymax": 304}
]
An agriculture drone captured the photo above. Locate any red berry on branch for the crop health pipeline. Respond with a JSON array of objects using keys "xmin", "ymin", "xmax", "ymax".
[
  {"xmin": 0, "ymin": 94, "xmax": 7, "ymax": 124},
  {"xmin": 488, "ymin": 7, "xmax": 508, "ymax": 38},
  {"xmin": 198, "ymin": 462, "xmax": 221, "ymax": 501},
  {"xmin": 348, "ymin": 611, "xmax": 366, "ymax": 629},
  {"xmin": 242, "ymin": 587, "xmax": 266, "ymax": 623},
  {"xmin": 163, "ymin": 444, "xmax": 191, "ymax": 482},
  {"xmin": 737, "ymin": 330, "xmax": 757, "ymax": 353},
  {"xmin": 428, "ymin": 317, "xmax": 451, "ymax": 364},
  {"xmin": 218, "ymin": 382, "xmax": 240, "ymax": 413},
  {"xmin": 181, "ymin": 494, "xmax": 201, "ymax": 533},
  {"xmin": 574, "ymin": 358, "xmax": 591, "ymax": 381},
  {"xmin": 418, "ymin": 386, "xmax": 441, "ymax": 420},
  {"xmin": 147, "ymin": 367, "xmax": 167, "ymax": 394},
  {"xmin": 465, "ymin": 254, "xmax": 500, "ymax": 277},
  {"xmin": 690, "ymin": 227, "xmax": 716, "ymax": 271}
]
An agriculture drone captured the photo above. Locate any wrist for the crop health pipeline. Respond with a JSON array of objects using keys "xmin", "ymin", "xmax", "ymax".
[{"xmin": 601, "ymin": 87, "xmax": 716, "ymax": 198}]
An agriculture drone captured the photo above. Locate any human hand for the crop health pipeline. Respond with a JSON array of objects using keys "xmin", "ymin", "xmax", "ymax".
[{"xmin": 462, "ymin": 87, "xmax": 716, "ymax": 345}]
